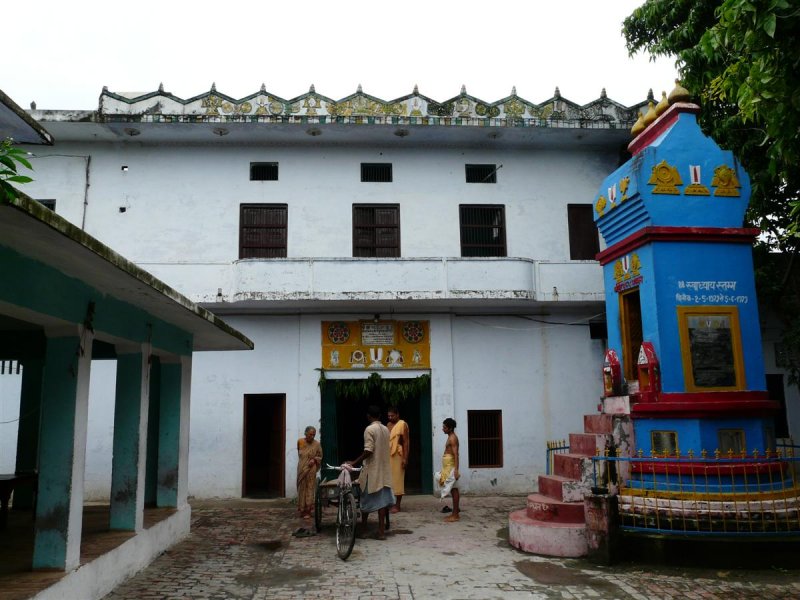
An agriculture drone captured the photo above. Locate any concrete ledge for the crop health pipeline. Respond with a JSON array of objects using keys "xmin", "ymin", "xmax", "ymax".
[
  {"xmin": 508, "ymin": 508, "xmax": 588, "ymax": 557},
  {"xmin": 34, "ymin": 506, "xmax": 191, "ymax": 600}
]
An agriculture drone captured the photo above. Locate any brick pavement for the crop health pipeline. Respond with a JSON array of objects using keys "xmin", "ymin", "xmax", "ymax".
[{"xmin": 104, "ymin": 496, "xmax": 800, "ymax": 600}]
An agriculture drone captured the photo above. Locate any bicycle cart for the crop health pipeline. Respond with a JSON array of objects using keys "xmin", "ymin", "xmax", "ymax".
[{"xmin": 315, "ymin": 464, "xmax": 361, "ymax": 559}]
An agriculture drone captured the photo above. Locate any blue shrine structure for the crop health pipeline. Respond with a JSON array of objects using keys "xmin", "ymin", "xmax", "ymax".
[{"xmin": 594, "ymin": 87, "xmax": 797, "ymax": 508}]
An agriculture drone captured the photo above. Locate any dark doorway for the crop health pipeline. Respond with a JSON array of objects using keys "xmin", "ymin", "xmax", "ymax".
[
  {"xmin": 320, "ymin": 378, "xmax": 432, "ymax": 494},
  {"xmin": 620, "ymin": 288, "xmax": 643, "ymax": 382},
  {"xmin": 243, "ymin": 394, "xmax": 285, "ymax": 498},
  {"xmin": 766, "ymin": 373, "xmax": 789, "ymax": 438}
]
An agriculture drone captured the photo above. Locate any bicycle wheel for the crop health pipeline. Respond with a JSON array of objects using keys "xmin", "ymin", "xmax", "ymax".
[
  {"xmin": 335, "ymin": 491, "xmax": 357, "ymax": 560},
  {"xmin": 314, "ymin": 480, "xmax": 323, "ymax": 533}
]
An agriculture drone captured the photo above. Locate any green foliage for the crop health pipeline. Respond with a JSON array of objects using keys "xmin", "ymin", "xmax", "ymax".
[
  {"xmin": 318, "ymin": 371, "xmax": 430, "ymax": 408},
  {"xmin": 0, "ymin": 138, "xmax": 34, "ymax": 202},
  {"xmin": 624, "ymin": 0, "xmax": 800, "ymax": 384}
]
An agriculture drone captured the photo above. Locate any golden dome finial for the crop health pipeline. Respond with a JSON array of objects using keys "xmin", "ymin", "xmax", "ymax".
[
  {"xmin": 655, "ymin": 91, "xmax": 669, "ymax": 116},
  {"xmin": 668, "ymin": 79, "xmax": 691, "ymax": 104},
  {"xmin": 631, "ymin": 110, "xmax": 646, "ymax": 137},
  {"xmin": 642, "ymin": 101, "xmax": 658, "ymax": 126}
]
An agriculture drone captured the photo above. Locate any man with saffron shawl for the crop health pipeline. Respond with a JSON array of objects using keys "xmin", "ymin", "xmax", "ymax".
[
  {"xmin": 296, "ymin": 426, "xmax": 322, "ymax": 519},
  {"xmin": 347, "ymin": 405, "xmax": 394, "ymax": 539},
  {"xmin": 387, "ymin": 406, "xmax": 409, "ymax": 513}
]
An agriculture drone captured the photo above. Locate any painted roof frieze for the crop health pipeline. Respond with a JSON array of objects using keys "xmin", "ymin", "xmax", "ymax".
[{"xmin": 98, "ymin": 85, "xmax": 648, "ymax": 128}]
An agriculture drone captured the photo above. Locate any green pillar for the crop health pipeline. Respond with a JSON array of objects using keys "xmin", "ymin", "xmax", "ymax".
[
  {"xmin": 13, "ymin": 358, "xmax": 42, "ymax": 509},
  {"xmin": 156, "ymin": 360, "xmax": 187, "ymax": 507},
  {"xmin": 109, "ymin": 349, "xmax": 150, "ymax": 531},
  {"xmin": 33, "ymin": 330, "xmax": 93, "ymax": 571}
]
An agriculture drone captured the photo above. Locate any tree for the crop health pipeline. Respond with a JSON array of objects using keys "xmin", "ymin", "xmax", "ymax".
[
  {"xmin": 0, "ymin": 137, "xmax": 33, "ymax": 202},
  {"xmin": 624, "ymin": 0, "xmax": 800, "ymax": 384}
]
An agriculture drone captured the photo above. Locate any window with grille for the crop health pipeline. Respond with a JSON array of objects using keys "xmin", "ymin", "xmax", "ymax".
[
  {"xmin": 467, "ymin": 410, "xmax": 503, "ymax": 468},
  {"xmin": 37, "ymin": 199, "xmax": 56, "ymax": 211},
  {"xmin": 250, "ymin": 162, "xmax": 279, "ymax": 181},
  {"xmin": 361, "ymin": 163, "xmax": 392, "ymax": 182},
  {"xmin": 459, "ymin": 205, "xmax": 506, "ymax": 257},
  {"xmin": 567, "ymin": 204, "xmax": 600, "ymax": 260},
  {"xmin": 352, "ymin": 204, "xmax": 400, "ymax": 257},
  {"xmin": 465, "ymin": 164, "xmax": 497, "ymax": 183},
  {"xmin": 239, "ymin": 204, "xmax": 288, "ymax": 259}
]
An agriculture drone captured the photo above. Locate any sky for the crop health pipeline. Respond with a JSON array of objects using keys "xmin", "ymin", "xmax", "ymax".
[{"xmin": 5, "ymin": 1, "xmax": 678, "ymax": 111}]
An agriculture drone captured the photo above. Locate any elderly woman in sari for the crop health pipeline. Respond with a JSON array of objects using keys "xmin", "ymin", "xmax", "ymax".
[{"xmin": 296, "ymin": 426, "xmax": 322, "ymax": 519}]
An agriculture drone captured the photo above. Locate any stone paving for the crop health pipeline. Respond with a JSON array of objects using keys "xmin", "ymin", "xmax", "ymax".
[{"xmin": 104, "ymin": 496, "xmax": 800, "ymax": 600}]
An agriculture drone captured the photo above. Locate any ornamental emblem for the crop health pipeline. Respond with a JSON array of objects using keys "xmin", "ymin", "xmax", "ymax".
[
  {"xmin": 402, "ymin": 321, "xmax": 425, "ymax": 344},
  {"xmin": 711, "ymin": 165, "xmax": 741, "ymax": 197},
  {"xmin": 595, "ymin": 195, "xmax": 607, "ymax": 217},
  {"xmin": 613, "ymin": 253, "xmax": 641, "ymax": 283},
  {"xmin": 327, "ymin": 322, "xmax": 350, "ymax": 344},
  {"xmin": 685, "ymin": 165, "xmax": 710, "ymax": 196},
  {"xmin": 619, "ymin": 176, "xmax": 630, "ymax": 202},
  {"xmin": 648, "ymin": 160, "xmax": 682, "ymax": 194}
]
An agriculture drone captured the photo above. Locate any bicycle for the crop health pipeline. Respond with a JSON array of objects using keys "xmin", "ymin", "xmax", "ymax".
[{"xmin": 319, "ymin": 463, "xmax": 361, "ymax": 560}]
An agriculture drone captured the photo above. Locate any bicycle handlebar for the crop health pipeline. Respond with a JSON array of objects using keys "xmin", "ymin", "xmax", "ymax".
[{"xmin": 325, "ymin": 463, "xmax": 362, "ymax": 472}]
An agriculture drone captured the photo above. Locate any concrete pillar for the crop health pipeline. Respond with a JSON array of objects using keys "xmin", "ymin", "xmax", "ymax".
[
  {"xmin": 109, "ymin": 347, "xmax": 150, "ymax": 531},
  {"xmin": 584, "ymin": 493, "xmax": 620, "ymax": 566},
  {"xmin": 33, "ymin": 328, "xmax": 93, "ymax": 571},
  {"xmin": 13, "ymin": 358, "xmax": 42, "ymax": 509},
  {"xmin": 156, "ymin": 358, "xmax": 190, "ymax": 508}
]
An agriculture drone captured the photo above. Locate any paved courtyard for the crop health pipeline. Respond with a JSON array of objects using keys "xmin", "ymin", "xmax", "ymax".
[{"xmin": 105, "ymin": 496, "xmax": 800, "ymax": 600}]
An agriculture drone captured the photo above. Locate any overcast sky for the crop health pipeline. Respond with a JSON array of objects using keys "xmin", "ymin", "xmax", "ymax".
[{"xmin": 6, "ymin": 1, "xmax": 678, "ymax": 110}]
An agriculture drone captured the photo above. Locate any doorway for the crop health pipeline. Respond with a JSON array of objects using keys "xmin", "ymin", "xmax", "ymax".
[
  {"xmin": 243, "ymin": 394, "xmax": 285, "ymax": 498},
  {"xmin": 620, "ymin": 288, "xmax": 643, "ymax": 382},
  {"xmin": 320, "ymin": 377, "xmax": 432, "ymax": 494}
]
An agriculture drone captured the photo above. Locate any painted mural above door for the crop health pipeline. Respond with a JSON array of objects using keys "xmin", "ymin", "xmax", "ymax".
[{"xmin": 321, "ymin": 320, "xmax": 430, "ymax": 370}]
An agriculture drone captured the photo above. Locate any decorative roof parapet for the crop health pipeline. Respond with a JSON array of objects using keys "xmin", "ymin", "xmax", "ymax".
[{"xmin": 95, "ymin": 85, "xmax": 650, "ymax": 129}]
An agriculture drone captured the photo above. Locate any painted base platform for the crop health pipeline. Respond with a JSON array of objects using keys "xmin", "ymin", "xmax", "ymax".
[{"xmin": 508, "ymin": 509, "xmax": 588, "ymax": 557}]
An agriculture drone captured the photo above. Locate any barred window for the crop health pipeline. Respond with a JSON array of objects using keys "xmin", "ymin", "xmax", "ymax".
[
  {"xmin": 361, "ymin": 163, "xmax": 392, "ymax": 183},
  {"xmin": 567, "ymin": 204, "xmax": 600, "ymax": 260},
  {"xmin": 239, "ymin": 204, "xmax": 288, "ymax": 259},
  {"xmin": 353, "ymin": 204, "xmax": 400, "ymax": 257},
  {"xmin": 467, "ymin": 410, "xmax": 503, "ymax": 468},
  {"xmin": 465, "ymin": 164, "xmax": 497, "ymax": 184},
  {"xmin": 250, "ymin": 162, "xmax": 279, "ymax": 181},
  {"xmin": 459, "ymin": 205, "xmax": 506, "ymax": 257}
]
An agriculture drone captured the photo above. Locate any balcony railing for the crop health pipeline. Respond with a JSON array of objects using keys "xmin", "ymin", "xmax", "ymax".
[{"xmin": 138, "ymin": 257, "xmax": 605, "ymax": 306}]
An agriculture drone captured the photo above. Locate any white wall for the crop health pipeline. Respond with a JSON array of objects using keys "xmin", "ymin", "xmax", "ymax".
[{"xmin": 0, "ymin": 369, "xmax": 22, "ymax": 473}]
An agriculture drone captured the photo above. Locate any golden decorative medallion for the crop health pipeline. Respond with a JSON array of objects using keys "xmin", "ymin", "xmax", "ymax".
[
  {"xmin": 595, "ymin": 195, "xmax": 607, "ymax": 217},
  {"xmin": 613, "ymin": 259, "xmax": 624, "ymax": 283},
  {"xmin": 711, "ymin": 165, "xmax": 741, "ymax": 197},
  {"xmin": 648, "ymin": 160, "xmax": 683, "ymax": 194}
]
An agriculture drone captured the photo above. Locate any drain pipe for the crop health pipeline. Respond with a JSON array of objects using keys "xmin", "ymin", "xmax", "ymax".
[{"xmin": 80, "ymin": 155, "xmax": 92, "ymax": 230}]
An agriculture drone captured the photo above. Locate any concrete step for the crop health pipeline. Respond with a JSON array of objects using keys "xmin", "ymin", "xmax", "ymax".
[
  {"xmin": 569, "ymin": 432, "xmax": 607, "ymax": 456},
  {"xmin": 526, "ymin": 493, "xmax": 585, "ymax": 523},
  {"xmin": 538, "ymin": 474, "xmax": 590, "ymax": 503},
  {"xmin": 584, "ymin": 414, "xmax": 614, "ymax": 434},
  {"xmin": 508, "ymin": 508, "xmax": 588, "ymax": 558},
  {"xmin": 553, "ymin": 453, "xmax": 594, "ymax": 484}
]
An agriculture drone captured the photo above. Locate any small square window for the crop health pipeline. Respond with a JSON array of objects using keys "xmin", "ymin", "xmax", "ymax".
[
  {"xmin": 465, "ymin": 164, "xmax": 497, "ymax": 184},
  {"xmin": 651, "ymin": 431, "xmax": 678, "ymax": 456},
  {"xmin": 250, "ymin": 162, "xmax": 279, "ymax": 181},
  {"xmin": 718, "ymin": 429, "xmax": 746, "ymax": 455},
  {"xmin": 361, "ymin": 163, "xmax": 392, "ymax": 182},
  {"xmin": 37, "ymin": 199, "xmax": 56, "ymax": 211},
  {"xmin": 467, "ymin": 410, "xmax": 503, "ymax": 468}
]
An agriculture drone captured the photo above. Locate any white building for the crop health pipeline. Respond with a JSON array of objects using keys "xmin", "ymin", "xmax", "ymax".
[{"xmin": 8, "ymin": 83, "xmax": 797, "ymax": 500}]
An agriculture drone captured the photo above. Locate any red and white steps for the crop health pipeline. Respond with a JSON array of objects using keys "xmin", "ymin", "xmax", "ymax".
[{"xmin": 508, "ymin": 414, "xmax": 619, "ymax": 557}]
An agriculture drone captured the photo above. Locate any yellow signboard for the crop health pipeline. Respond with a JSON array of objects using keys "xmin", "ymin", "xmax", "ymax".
[{"xmin": 321, "ymin": 320, "xmax": 430, "ymax": 370}]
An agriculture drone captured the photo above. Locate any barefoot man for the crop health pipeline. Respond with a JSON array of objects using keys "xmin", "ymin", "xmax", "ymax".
[{"xmin": 441, "ymin": 418, "xmax": 460, "ymax": 522}]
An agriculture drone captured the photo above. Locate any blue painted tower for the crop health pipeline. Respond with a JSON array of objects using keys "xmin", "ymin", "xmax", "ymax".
[{"xmin": 594, "ymin": 95, "xmax": 780, "ymax": 489}]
